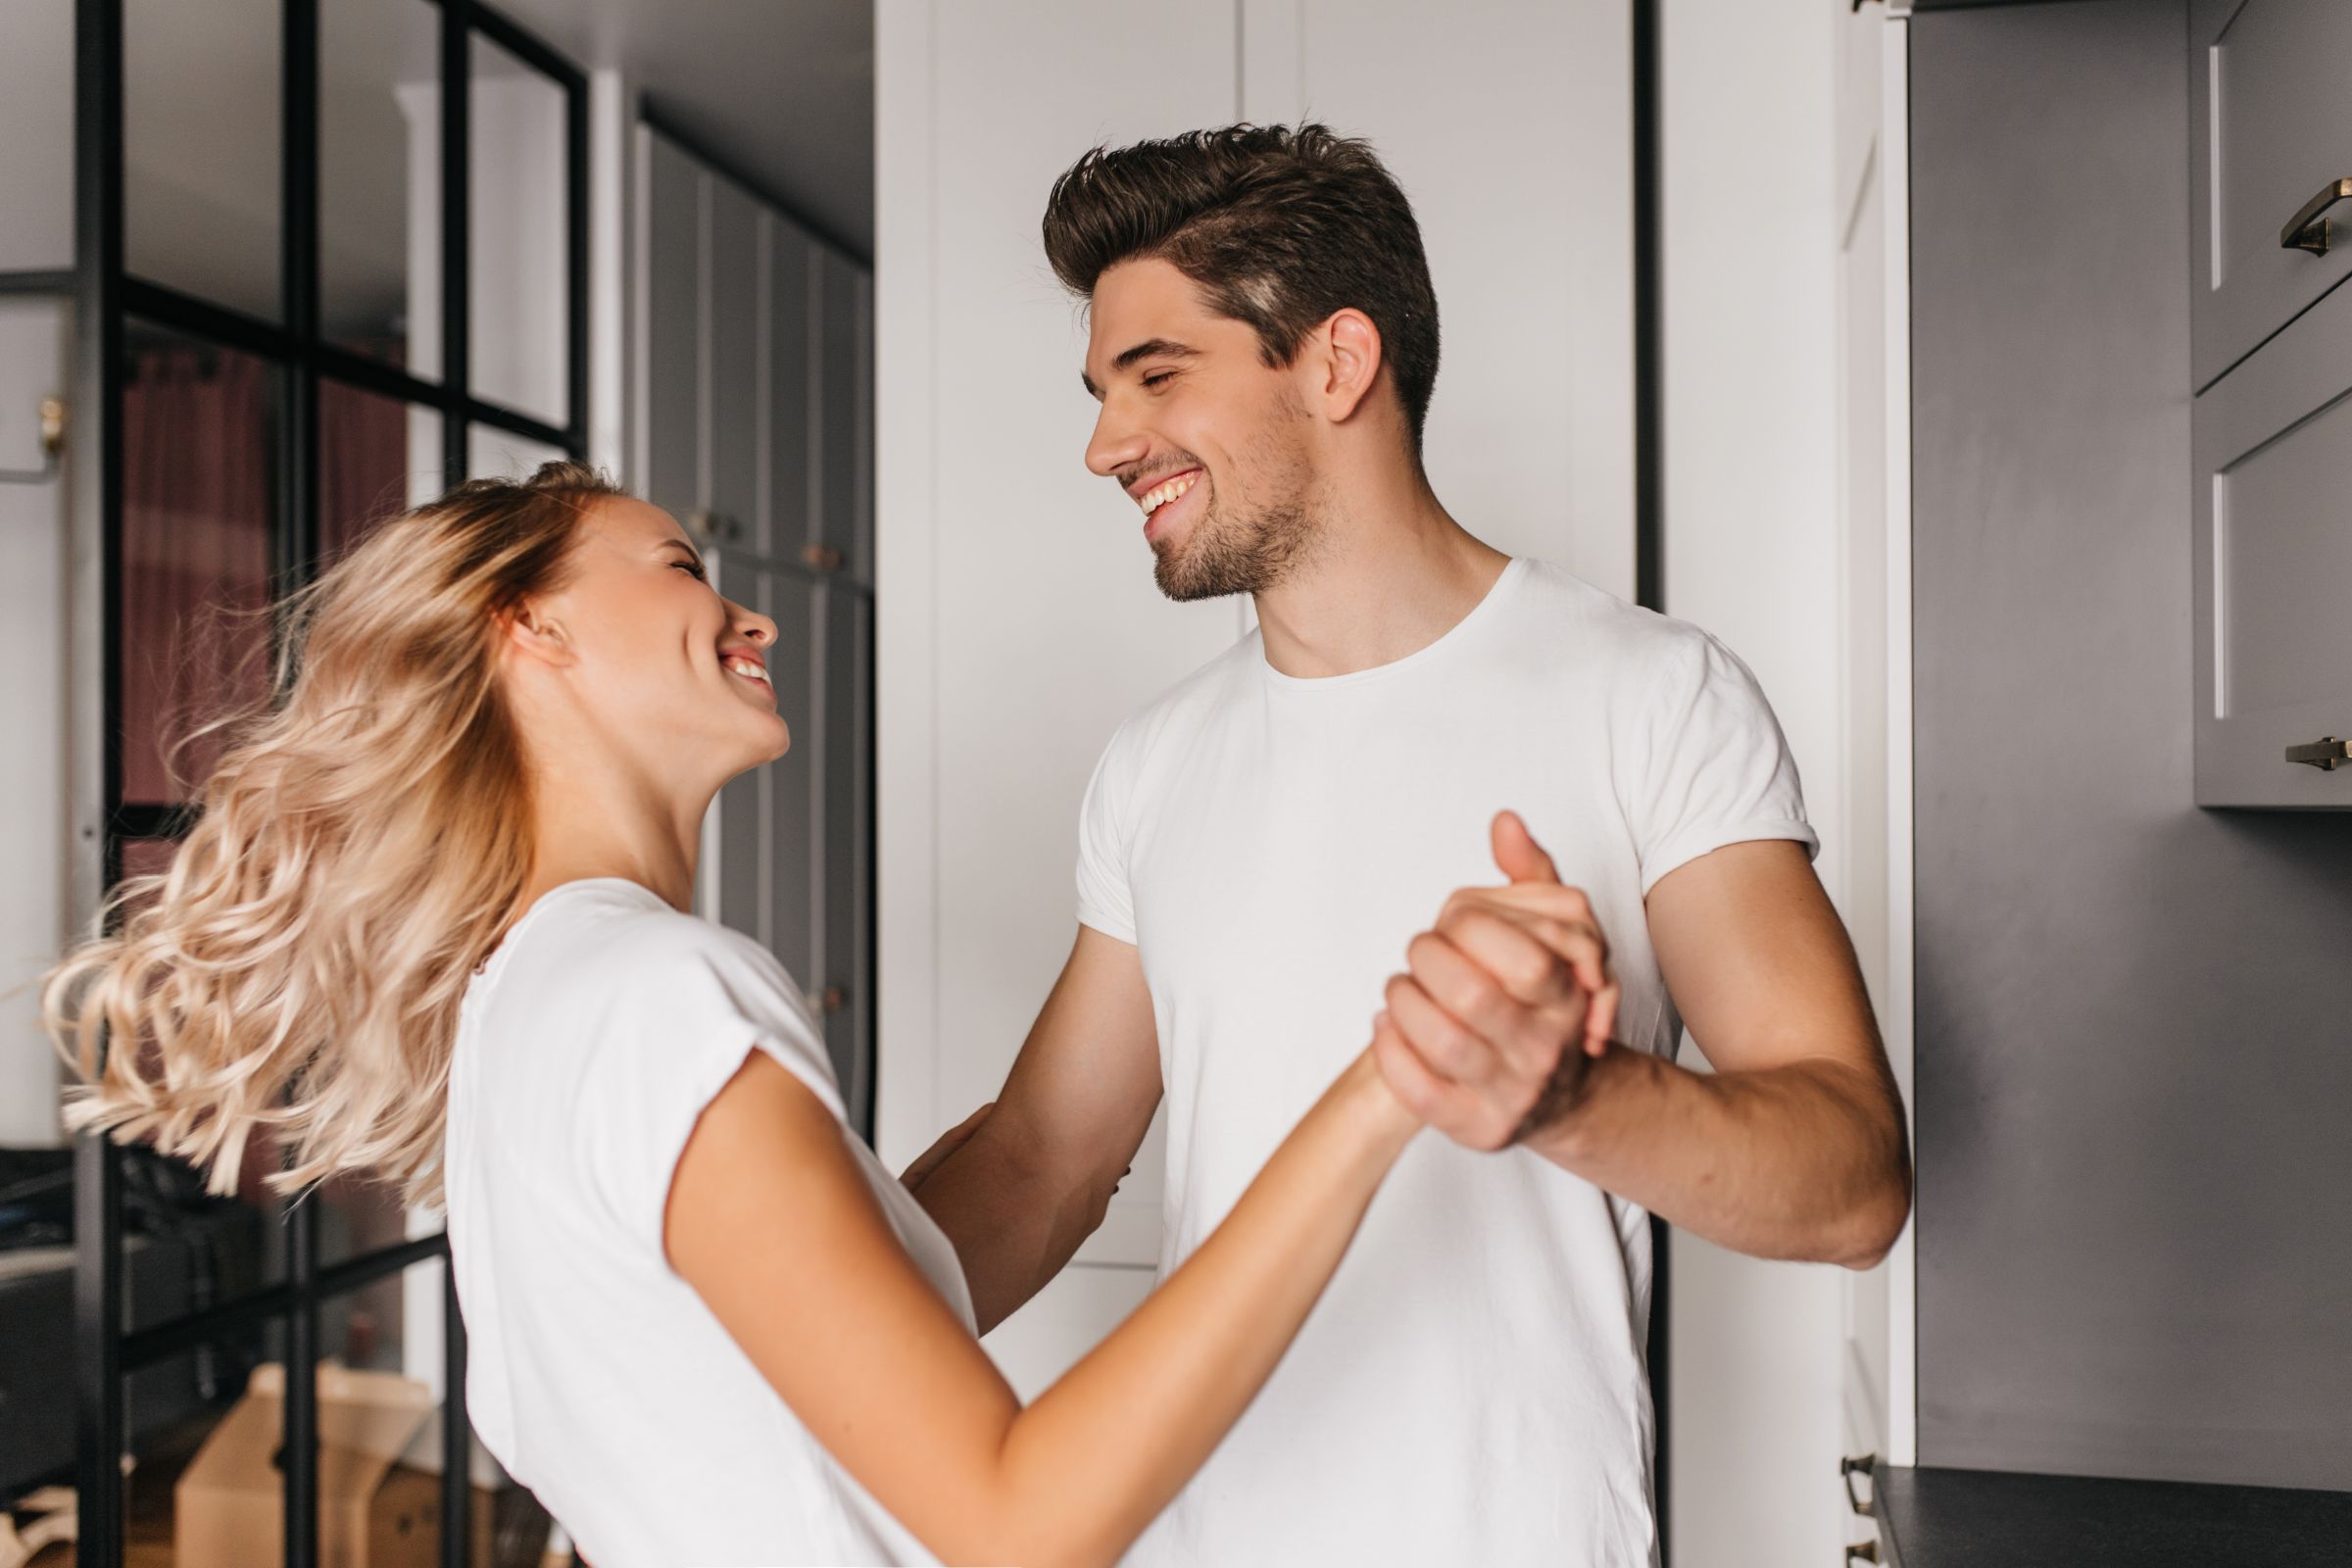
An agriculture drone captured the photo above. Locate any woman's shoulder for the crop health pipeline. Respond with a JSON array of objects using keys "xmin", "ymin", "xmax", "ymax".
[{"xmin": 488, "ymin": 879, "xmax": 823, "ymax": 1047}]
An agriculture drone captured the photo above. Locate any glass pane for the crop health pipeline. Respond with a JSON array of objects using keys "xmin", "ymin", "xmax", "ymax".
[
  {"xmin": 121, "ymin": 1268, "xmax": 557, "ymax": 1568},
  {"xmin": 318, "ymin": 382, "xmax": 444, "ymax": 563},
  {"xmin": 320, "ymin": 0, "xmax": 441, "ymax": 370},
  {"xmin": 468, "ymin": 34, "xmax": 568, "ymax": 427},
  {"xmin": 120, "ymin": 324, "xmax": 278, "ymax": 807},
  {"xmin": 124, "ymin": 0, "xmax": 280, "ymax": 321},
  {"xmin": 466, "ymin": 424, "xmax": 566, "ymax": 482}
]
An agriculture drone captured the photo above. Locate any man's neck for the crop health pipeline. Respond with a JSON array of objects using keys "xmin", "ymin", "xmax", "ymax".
[{"xmin": 1250, "ymin": 483, "xmax": 1511, "ymax": 679}]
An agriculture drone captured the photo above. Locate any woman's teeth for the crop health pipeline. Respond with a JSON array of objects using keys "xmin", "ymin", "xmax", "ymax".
[
  {"xmin": 724, "ymin": 656, "xmax": 770, "ymax": 685},
  {"xmin": 1138, "ymin": 472, "xmax": 1198, "ymax": 517}
]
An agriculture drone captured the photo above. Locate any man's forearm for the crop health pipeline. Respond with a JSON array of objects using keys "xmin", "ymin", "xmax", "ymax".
[
  {"xmin": 1527, "ymin": 1045, "xmax": 1912, "ymax": 1268},
  {"xmin": 911, "ymin": 1115, "xmax": 1119, "ymax": 1336}
]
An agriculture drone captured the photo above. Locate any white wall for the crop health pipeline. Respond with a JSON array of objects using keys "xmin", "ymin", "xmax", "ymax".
[
  {"xmin": 876, "ymin": 0, "xmax": 1639, "ymax": 1396},
  {"xmin": 1662, "ymin": 2, "xmax": 1900, "ymax": 1564}
]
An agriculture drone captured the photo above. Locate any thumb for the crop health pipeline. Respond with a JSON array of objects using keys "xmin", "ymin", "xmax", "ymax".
[{"xmin": 1491, "ymin": 809, "xmax": 1561, "ymax": 886}]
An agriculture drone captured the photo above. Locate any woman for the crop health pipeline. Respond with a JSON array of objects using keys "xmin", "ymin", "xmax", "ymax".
[{"xmin": 43, "ymin": 464, "xmax": 1521, "ymax": 1567}]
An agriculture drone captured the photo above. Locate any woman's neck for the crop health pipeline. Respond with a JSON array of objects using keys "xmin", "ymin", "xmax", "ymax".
[{"xmin": 516, "ymin": 758, "xmax": 708, "ymax": 915}]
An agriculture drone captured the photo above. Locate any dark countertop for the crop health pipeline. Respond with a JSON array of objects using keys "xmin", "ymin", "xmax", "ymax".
[{"xmin": 1871, "ymin": 1463, "xmax": 2352, "ymax": 1567}]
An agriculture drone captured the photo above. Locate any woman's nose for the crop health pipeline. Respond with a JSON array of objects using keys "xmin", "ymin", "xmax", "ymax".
[{"xmin": 734, "ymin": 602, "xmax": 778, "ymax": 645}]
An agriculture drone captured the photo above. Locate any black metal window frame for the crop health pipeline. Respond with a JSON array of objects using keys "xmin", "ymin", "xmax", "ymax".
[{"xmin": 70, "ymin": 3, "xmax": 588, "ymax": 1565}]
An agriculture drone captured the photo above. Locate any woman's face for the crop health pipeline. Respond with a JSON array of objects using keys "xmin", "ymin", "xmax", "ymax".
[{"xmin": 522, "ymin": 497, "xmax": 788, "ymax": 785}]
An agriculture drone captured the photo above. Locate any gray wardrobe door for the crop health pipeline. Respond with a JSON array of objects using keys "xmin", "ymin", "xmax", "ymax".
[
  {"xmin": 639, "ymin": 128, "xmax": 700, "ymax": 518},
  {"xmin": 814, "ymin": 250, "xmax": 863, "ymax": 576},
  {"xmin": 819, "ymin": 582, "xmax": 872, "ymax": 1131},
  {"xmin": 708, "ymin": 176, "xmax": 760, "ymax": 544},
  {"xmin": 766, "ymin": 219, "xmax": 814, "ymax": 563},
  {"xmin": 769, "ymin": 572, "xmax": 820, "ymax": 994}
]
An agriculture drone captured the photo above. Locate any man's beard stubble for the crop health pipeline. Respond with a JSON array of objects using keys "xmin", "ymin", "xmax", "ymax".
[{"xmin": 1150, "ymin": 441, "xmax": 1320, "ymax": 604}]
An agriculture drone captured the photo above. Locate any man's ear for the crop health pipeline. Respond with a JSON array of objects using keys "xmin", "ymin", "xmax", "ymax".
[
  {"xmin": 498, "ymin": 600, "xmax": 574, "ymax": 670},
  {"xmin": 1317, "ymin": 308, "xmax": 1385, "ymax": 424}
]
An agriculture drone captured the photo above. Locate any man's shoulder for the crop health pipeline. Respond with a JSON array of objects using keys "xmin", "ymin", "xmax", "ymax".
[
  {"xmin": 1507, "ymin": 558, "xmax": 1720, "ymax": 685},
  {"xmin": 1095, "ymin": 626, "xmax": 1263, "ymax": 763}
]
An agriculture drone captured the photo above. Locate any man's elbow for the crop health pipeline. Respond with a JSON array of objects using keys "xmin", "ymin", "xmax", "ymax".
[{"xmin": 1829, "ymin": 1161, "xmax": 1913, "ymax": 1271}]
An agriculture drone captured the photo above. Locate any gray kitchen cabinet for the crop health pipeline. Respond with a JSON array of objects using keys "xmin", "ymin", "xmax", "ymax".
[
  {"xmin": 2187, "ymin": 0, "xmax": 2352, "ymax": 808},
  {"xmin": 2189, "ymin": 0, "xmax": 2352, "ymax": 390},
  {"xmin": 2192, "ymin": 261, "xmax": 2352, "ymax": 807},
  {"xmin": 636, "ymin": 122, "xmax": 878, "ymax": 1129}
]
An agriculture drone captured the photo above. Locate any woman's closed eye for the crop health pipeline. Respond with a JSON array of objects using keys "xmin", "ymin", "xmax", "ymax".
[{"xmin": 671, "ymin": 557, "xmax": 708, "ymax": 582}]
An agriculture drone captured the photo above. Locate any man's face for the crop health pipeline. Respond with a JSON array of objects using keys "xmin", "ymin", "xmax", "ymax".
[{"xmin": 1080, "ymin": 258, "xmax": 1318, "ymax": 602}]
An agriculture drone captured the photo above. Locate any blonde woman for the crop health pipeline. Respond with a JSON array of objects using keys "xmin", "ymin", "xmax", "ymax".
[{"xmin": 46, "ymin": 465, "xmax": 1598, "ymax": 1567}]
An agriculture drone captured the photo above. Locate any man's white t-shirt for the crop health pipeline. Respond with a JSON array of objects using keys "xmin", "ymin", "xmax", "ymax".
[
  {"xmin": 1080, "ymin": 557, "xmax": 1817, "ymax": 1568},
  {"xmin": 443, "ymin": 878, "xmax": 975, "ymax": 1568}
]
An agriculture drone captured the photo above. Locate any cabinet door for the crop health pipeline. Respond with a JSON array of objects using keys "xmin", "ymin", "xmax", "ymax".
[
  {"xmin": 764, "ymin": 217, "xmax": 814, "ymax": 564},
  {"xmin": 813, "ymin": 251, "xmax": 864, "ymax": 578},
  {"xmin": 767, "ymin": 572, "xmax": 821, "ymax": 998},
  {"xmin": 2190, "ymin": 0, "xmax": 2352, "ymax": 389},
  {"xmin": 2192, "ymin": 266, "xmax": 2352, "ymax": 807},
  {"xmin": 637, "ymin": 127, "xmax": 701, "ymax": 519},
  {"xmin": 708, "ymin": 176, "xmax": 760, "ymax": 547},
  {"xmin": 818, "ymin": 583, "xmax": 873, "ymax": 1132}
]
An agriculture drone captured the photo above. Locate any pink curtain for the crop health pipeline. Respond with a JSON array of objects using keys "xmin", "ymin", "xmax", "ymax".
[
  {"xmin": 318, "ymin": 377, "xmax": 413, "ymax": 560},
  {"xmin": 118, "ymin": 350, "xmax": 410, "ymax": 805},
  {"xmin": 119, "ymin": 345, "xmax": 274, "ymax": 805}
]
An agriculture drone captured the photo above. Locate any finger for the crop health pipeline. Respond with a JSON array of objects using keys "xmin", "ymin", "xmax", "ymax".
[
  {"xmin": 1490, "ymin": 809, "xmax": 1561, "ymax": 887},
  {"xmin": 1384, "ymin": 972, "xmax": 1496, "ymax": 1084},
  {"xmin": 1585, "ymin": 980, "xmax": 1621, "ymax": 1055},
  {"xmin": 1440, "ymin": 902, "xmax": 1610, "ymax": 1015},
  {"xmin": 1370, "ymin": 1009, "xmax": 1456, "ymax": 1125},
  {"xmin": 1405, "ymin": 928, "xmax": 1566, "ymax": 1081},
  {"xmin": 1427, "ymin": 907, "xmax": 1576, "ymax": 1012}
]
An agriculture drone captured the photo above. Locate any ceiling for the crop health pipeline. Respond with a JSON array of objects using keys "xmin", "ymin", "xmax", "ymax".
[{"xmin": 493, "ymin": 0, "xmax": 876, "ymax": 258}]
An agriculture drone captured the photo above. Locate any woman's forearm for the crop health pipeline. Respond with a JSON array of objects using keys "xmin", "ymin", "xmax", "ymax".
[{"xmin": 989, "ymin": 1050, "xmax": 1418, "ymax": 1567}]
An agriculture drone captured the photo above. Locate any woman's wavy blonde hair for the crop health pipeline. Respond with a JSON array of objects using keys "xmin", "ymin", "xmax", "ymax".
[{"xmin": 44, "ymin": 460, "xmax": 623, "ymax": 1208}]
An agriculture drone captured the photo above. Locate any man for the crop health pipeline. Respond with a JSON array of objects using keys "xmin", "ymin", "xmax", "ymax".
[{"xmin": 908, "ymin": 123, "xmax": 1910, "ymax": 1566}]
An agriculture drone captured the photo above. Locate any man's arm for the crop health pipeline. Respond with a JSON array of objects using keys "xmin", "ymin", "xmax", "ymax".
[
  {"xmin": 907, "ymin": 924, "xmax": 1162, "ymax": 1335},
  {"xmin": 1376, "ymin": 820, "xmax": 1910, "ymax": 1269}
]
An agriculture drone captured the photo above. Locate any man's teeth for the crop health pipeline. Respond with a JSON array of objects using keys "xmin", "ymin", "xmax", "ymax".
[
  {"xmin": 724, "ymin": 656, "xmax": 769, "ymax": 683},
  {"xmin": 1137, "ymin": 472, "xmax": 1198, "ymax": 515}
]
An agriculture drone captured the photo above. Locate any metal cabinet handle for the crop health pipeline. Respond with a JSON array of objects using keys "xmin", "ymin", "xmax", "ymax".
[
  {"xmin": 1840, "ymin": 1453, "xmax": 1877, "ymax": 1517},
  {"xmin": 1846, "ymin": 1544, "xmax": 1882, "ymax": 1565},
  {"xmin": 2286, "ymin": 736, "xmax": 2352, "ymax": 770},
  {"xmin": 0, "ymin": 395, "xmax": 65, "ymax": 484},
  {"xmin": 2280, "ymin": 178, "xmax": 2352, "ymax": 256}
]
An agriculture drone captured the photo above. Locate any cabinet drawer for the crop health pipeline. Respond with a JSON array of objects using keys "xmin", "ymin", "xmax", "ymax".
[
  {"xmin": 2190, "ymin": 0, "xmax": 2352, "ymax": 390},
  {"xmin": 2192, "ymin": 261, "xmax": 2352, "ymax": 808}
]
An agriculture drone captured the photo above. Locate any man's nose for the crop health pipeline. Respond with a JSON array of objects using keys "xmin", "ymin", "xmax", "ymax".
[{"xmin": 1085, "ymin": 402, "xmax": 1148, "ymax": 479}]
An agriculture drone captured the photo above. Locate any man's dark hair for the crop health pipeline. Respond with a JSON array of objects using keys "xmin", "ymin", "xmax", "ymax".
[{"xmin": 1043, "ymin": 123, "xmax": 1441, "ymax": 455}]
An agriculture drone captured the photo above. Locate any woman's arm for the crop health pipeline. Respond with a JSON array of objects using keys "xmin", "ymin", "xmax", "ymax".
[{"xmin": 666, "ymin": 1044, "xmax": 1416, "ymax": 1568}]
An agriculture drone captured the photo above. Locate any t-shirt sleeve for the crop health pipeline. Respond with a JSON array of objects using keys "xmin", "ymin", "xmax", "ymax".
[
  {"xmin": 572, "ymin": 926, "xmax": 848, "ymax": 1270},
  {"xmin": 1628, "ymin": 630, "xmax": 1820, "ymax": 897},
  {"xmin": 1074, "ymin": 728, "xmax": 1139, "ymax": 945}
]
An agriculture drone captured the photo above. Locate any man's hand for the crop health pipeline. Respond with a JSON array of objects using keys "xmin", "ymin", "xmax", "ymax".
[
  {"xmin": 1370, "ymin": 811, "xmax": 1620, "ymax": 1152},
  {"xmin": 900, "ymin": 1102, "xmax": 995, "ymax": 1193}
]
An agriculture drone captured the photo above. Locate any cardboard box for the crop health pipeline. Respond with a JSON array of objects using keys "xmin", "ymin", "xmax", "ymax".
[{"xmin": 173, "ymin": 1362, "xmax": 494, "ymax": 1568}]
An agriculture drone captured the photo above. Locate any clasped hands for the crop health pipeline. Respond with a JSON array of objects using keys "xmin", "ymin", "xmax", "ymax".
[{"xmin": 1369, "ymin": 810, "xmax": 1620, "ymax": 1152}]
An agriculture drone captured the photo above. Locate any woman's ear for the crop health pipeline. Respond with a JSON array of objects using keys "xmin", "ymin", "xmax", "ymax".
[{"xmin": 498, "ymin": 601, "xmax": 575, "ymax": 670}]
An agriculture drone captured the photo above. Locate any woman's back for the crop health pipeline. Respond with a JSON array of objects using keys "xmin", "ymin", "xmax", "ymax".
[{"xmin": 445, "ymin": 877, "xmax": 975, "ymax": 1567}]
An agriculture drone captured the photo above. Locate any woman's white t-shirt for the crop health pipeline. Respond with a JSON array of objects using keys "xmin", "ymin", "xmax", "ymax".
[{"xmin": 443, "ymin": 877, "xmax": 974, "ymax": 1567}]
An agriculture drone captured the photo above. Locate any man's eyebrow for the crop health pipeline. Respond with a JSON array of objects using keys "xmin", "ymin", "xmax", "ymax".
[{"xmin": 1081, "ymin": 338, "xmax": 1200, "ymax": 401}]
